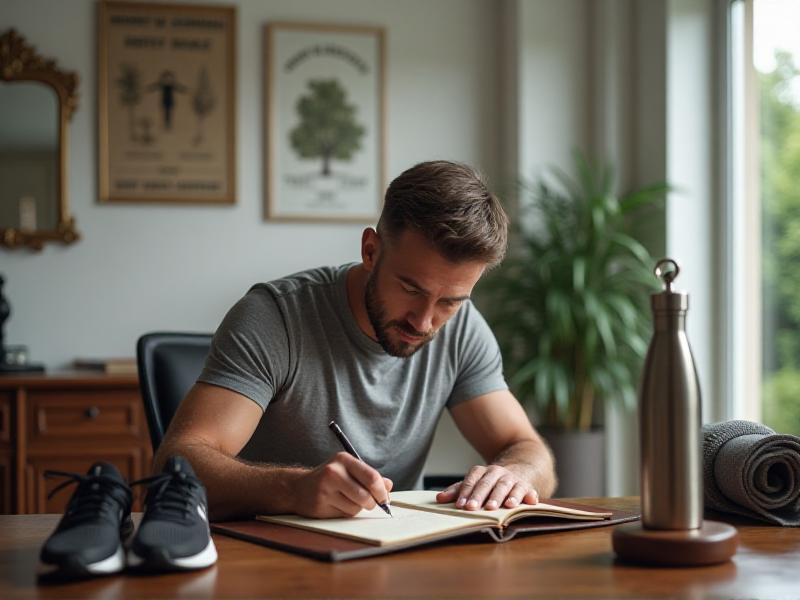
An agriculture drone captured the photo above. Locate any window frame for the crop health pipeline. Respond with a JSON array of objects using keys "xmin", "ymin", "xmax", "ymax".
[{"xmin": 721, "ymin": 0, "xmax": 761, "ymax": 422}]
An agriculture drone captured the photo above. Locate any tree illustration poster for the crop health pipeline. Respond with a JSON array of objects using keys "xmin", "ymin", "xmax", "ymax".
[
  {"xmin": 265, "ymin": 24, "xmax": 385, "ymax": 221},
  {"xmin": 98, "ymin": 2, "xmax": 236, "ymax": 203}
]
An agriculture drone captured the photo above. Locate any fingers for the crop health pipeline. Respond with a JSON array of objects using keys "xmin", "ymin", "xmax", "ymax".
[
  {"xmin": 435, "ymin": 481, "xmax": 462, "ymax": 504},
  {"xmin": 451, "ymin": 465, "xmax": 538, "ymax": 511},
  {"xmin": 336, "ymin": 452, "xmax": 391, "ymax": 509},
  {"xmin": 329, "ymin": 490, "xmax": 367, "ymax": 517},
  {"xmin": 502, "ymin": 482, "xmax": 538, "ymax": 508},
  {"xmin": 483, "ymin": 474, "xmax": 517, "ymax": 510},
  {"xmin": 457, "ymin": 465, "xmax": 497, "ymax": 510},
  {"xmin": 342, "ymin": 453, "xmax": 391, "ymax": 505},
  {"xmin": 297, "ymin": 454, "xmax": 393, "ymax": 518}
]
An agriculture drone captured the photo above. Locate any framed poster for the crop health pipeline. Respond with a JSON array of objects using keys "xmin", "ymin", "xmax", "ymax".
[
  {"xmin": 264, "ymin": 22, "xmax": 386, "ymax": 222},
  {"xmin": 98, "ymin": 1, "xmax": 236, "ymax": 204}
]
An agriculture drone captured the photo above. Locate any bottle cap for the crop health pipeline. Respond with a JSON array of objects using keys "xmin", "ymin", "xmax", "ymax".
[{"xmin": 651, "ymin": 258, "xmax": 688, "ymax": 311}]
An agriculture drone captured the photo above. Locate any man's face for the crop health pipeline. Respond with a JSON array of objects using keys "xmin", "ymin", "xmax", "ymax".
[{"xmin": 363, "ymin": 229, "xmax": 486, "ymax": 358}]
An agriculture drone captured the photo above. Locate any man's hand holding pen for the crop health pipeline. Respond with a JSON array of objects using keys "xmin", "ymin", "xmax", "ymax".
[{"xmin": 291, "ymin": 452, "xmax": 393, "ymax": 519}]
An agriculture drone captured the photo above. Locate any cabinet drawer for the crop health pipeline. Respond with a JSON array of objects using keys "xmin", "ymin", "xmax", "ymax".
[{"xmin": 27, "ymin": 390, "xmax": 144, "ymax": 443}]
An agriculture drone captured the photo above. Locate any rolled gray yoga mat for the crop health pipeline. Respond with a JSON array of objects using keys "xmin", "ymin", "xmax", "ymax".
[{"xmin": 702, "ymin": 420, "xmax": 800, "ymax": 525}]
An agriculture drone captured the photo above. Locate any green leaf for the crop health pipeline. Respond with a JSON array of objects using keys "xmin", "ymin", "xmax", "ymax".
[
  {"xmin": 535, "ymin": 363, "xmax": 553, "ymax": 408},
  {"xmin": 606, "ymin": 294, "xmax": 638, "ymax": 329},
  {"xmin": 545, "ymin": 291, "xmax": 573, "ymax": 339},
  {"xmin": 572, "ymin": 258, "xmax": 586, "ymax": 292},
  {"xmin": 591, "ymin": 366, "xmax": 614, "ymax": 396},
  {"xmin": 591, "ymin": 206, "xmax": 606, "ymax": 232},
  {"xmin": 552, "ymin": 365, "xmax": 571, "ymax": 416},
  {"xmin": 609, "ymin": 232, "xmax": 651, "ymax": 263},
  {"xmin": 627, "ymin": 333, "xmax": 650, "ymax": 357},
  {"xmin": 509, "ymin": 359, "xmax": 540, "ymax": 388},
  {"xmin": 550, "ymin": 167, "xmax": 584, "ymax": 204},
  {"xmin": 584, "ymin": 292, "xmax": 617, "ymax": 355},
  {"xmin": 604, "ymin": 194, "xmax": 620, "ymax": 217},
  {"xmin": 619, "ymin": 182, "xmax": 669, "ymax": 213},
  {"xmin": 621, "ymin": 384, "xmax": 638, "ymax": 411}
]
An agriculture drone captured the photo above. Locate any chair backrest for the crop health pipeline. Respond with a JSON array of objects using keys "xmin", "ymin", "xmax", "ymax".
[{"xmin": 136, "ymin": 332, "xmax": 212, "ymax": 452}]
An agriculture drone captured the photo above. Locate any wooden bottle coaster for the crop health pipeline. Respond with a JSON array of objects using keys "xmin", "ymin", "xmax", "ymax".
[{"xmin": 612, "ymin": 520, "xmax": 739, "ymax": 566}]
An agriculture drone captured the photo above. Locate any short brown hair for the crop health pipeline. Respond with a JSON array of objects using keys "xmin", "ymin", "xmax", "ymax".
[{"xmin": 377, "ymin": 161, "xmax": 508, "ymax": 267}]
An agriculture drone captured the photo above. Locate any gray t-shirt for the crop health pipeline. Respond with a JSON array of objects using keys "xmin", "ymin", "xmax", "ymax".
[{"xmin": 198, "ymin": 264, "xmax": 507, "ymax": 490}]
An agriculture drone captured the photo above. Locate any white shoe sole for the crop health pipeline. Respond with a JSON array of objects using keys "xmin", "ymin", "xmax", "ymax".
[
  {"xmin": 128, "ymin": 537, "xmax": 218, "ymax": 571},
  {"xmin": 38, "ymin": 544, "xmax": 125, "ymax": 577}
]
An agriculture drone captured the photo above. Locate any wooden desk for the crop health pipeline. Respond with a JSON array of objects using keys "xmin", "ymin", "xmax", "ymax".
[{"xmin": 1, "ymin": 498, "xmax": 797, "ymax": 599}]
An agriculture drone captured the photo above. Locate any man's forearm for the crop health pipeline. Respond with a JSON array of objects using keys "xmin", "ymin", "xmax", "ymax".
[
  {"xmin": 490, "ymin": 438, "xmax": 557, "ymax": 498},
  {"xmin": 154, "ymin": 438, "xmax": 306, "ymax": 520}
]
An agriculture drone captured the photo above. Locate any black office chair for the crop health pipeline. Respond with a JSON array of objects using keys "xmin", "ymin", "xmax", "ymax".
[{"xmin": 136, "ymin": 332, "xmax": 212, "ymax": 452}]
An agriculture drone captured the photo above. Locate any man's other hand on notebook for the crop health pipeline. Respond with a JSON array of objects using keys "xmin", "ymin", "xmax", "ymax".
[{"xmin": 434, "ymin": 465, "xmax": 539, "ymax": 511}]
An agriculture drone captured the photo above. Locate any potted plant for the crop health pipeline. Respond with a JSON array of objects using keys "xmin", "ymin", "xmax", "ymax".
[{"xmin": 482, "ymin": 152, "xmax": 667, "ymax": 496}]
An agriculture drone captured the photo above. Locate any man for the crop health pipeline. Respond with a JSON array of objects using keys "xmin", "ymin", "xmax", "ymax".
[{"xmin": 156, "ymin": 161, "xmax": 557, "ymax": 520}]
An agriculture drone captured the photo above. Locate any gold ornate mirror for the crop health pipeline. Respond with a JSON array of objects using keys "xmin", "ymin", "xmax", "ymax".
[{"xmin": 0, "ymin": 29, "xmax": 80, "ymax": 251}]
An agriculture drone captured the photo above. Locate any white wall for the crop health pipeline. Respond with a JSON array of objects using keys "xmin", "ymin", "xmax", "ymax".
[
  {"xmin": 497, "ymin": 0, "xmax": 594, "ymax": 226},
  {"xmin": 511, "ymin": 0, "xmax": 591, "ymax": 181}
]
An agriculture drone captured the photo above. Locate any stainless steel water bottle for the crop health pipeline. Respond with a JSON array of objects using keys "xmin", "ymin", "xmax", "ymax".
[{"xmin": 639, "ymin": 258, "xmax": 703, "ymax": 530}]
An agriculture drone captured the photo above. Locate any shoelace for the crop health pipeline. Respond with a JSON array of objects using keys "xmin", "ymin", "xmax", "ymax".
[
  {"xmin": 45, "ymin": 470, "xmax": 132, "ymax": 526},
  {"xmin": 131, "ymin": 470, "xmax": 203, "ymax": 524}
]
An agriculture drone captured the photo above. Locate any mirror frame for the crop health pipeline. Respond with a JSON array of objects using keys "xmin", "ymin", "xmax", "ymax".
[{"xmin": 0, "ymin": 28, "xmax": 80, "ymax": 251}]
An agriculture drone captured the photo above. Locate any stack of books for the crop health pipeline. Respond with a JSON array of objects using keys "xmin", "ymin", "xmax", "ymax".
[{"xmin": 73, "ymin": 358, "xmax": 138, "ymax": 375}]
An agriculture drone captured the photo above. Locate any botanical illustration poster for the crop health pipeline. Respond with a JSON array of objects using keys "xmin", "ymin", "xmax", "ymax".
[
  {"xmin": 266, "ymin": 23, "xmax": 385, "ymax": 221},
  {"xmin": 98, "ymin": 2, "xmax": 236, "ymax": 203}
]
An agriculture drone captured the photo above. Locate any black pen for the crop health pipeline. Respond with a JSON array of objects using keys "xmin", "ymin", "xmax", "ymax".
[{"xmin": 328, "ymin": 420, "xmax": 393, "ymax": 517}]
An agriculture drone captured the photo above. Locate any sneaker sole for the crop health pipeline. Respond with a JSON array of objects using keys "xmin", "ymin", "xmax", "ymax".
[
  {"xmin": 128, "ymin": 537, "xmax": 218, "ymax": 572},
  {"xmin": 37, "ymin": 544, "xmax": 125, "ymax": 578}
]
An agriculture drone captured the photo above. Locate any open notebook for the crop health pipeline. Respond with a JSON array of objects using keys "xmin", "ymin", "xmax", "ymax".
[
  {"xmin": 212, "ymin": 490, "xmax": 639, "ymax": 561},
  {"xmin": 257, "ymin": 490, "xmax": 612, "ymax": 546}
]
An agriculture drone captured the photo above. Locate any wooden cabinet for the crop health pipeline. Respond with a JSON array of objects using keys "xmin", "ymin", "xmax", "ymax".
[{"xmin": 0, "ymin": 373, "xmax": 152, "ymax": 514}]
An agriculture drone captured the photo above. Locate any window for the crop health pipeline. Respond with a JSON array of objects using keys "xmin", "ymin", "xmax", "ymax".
[{"xmin": 729, "ymin": 0, "xmax": 800, "ymax": 434}]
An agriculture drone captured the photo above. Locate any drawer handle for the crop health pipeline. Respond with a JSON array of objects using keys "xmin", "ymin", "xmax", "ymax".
[{"xmin": 85, "ymin": 406, "xmax": 100, "ymax": 420}]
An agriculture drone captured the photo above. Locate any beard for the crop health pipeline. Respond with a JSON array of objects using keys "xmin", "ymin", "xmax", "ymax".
[{"xmin": 365, "ymin": 266, "xmax": 436, "ymax": 358}]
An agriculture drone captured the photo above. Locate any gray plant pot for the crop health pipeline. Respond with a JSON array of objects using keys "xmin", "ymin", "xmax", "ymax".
[{"xmin": 540, "ymin": 428, "xmax": 605, "ymax": 498}]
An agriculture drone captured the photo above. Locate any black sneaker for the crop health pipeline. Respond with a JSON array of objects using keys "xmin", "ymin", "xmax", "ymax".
[
  {"xmin": 128, "ymin": 456, "xmax": 217, "ymax": 572},
  {"xmin": 38, "ymin": 462, "xmax": 133, "ymax": 579}
]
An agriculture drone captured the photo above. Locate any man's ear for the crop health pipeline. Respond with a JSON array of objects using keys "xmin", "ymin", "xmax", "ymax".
[{"xmin": 361, "ymin": 228, "xmax": 381, "ymax": 272}]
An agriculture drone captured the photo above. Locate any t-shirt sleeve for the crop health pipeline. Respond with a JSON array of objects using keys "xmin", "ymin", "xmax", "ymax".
[
  {"xmin": 197, "ymin": 287, "xmax": 291, "ymax": 411},
  {"xmin": 447, "ymin": 302, "xmax": 509, "ymax": 407}
]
